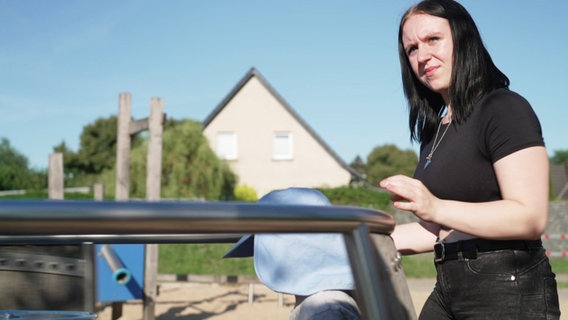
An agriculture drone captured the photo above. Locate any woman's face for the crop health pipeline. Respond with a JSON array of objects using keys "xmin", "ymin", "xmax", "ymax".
[{"xmin": 402, "ymin": 13, "xmax": 453, "ymax": 102}]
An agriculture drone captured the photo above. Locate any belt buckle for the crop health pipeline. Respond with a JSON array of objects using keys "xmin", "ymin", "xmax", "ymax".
[{"xmin": 434, "ymin": 241, "xmax": 445, "ymax": 263}]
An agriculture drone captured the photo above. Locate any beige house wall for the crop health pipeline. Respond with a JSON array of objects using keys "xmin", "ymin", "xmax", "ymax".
[{"xmin": 203, "ymin": 76, "xmax": 352, "ymax": 197}]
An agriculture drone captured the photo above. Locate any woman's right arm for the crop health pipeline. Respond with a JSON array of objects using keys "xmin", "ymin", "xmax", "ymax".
[{"xmin": 391, "ymin": 220, "xmax": 440, "ymax": 255}]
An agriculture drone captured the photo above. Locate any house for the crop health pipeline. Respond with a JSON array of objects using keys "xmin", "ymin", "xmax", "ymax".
[{"xmin": 202, "ymin": 68, "xmax": 363, "ymax": 197}]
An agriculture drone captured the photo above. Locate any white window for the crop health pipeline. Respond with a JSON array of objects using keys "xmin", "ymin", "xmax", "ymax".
[
  {"xmin": 273, "ymin": 132, "xmax": 293, "ymax": 160},
  {"xmin": 216, "ymin": 132, "xmax": 237, "ymax": 160}
]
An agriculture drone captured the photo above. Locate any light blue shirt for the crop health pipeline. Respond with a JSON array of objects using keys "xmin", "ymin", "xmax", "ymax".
[{"xmin": 224, "ymin": 188, "xmax": 354, "ymax": 296}]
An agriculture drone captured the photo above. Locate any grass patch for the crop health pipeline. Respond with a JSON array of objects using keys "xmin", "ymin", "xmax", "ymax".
[
  {"xmin": 401, "ymin": 254, "xmax": 436, "ymax": 278},
  {"xmin": 401, "ymin": 255, "xmax": 568, "ymax": 280},
  {"xmin": 158, "ymin": 243, "xmax": 255, "ymax": 275},
  {"xmin": 157, "ymin": 244, "xmax": 568, "ymax": 284},
  {"xmin": 157, "ymin": 243, "xmax": 439, "ymax": 278},
  {"xmin": 550, "ymin": 258, "xmax": 568, "ymax": 274},
  {"xmin": 0, "ymin": 191, "xmax": 94, "ymax": 200}
]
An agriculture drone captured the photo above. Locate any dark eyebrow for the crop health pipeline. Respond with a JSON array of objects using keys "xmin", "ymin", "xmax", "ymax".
[
  {"xmin": 404, "ymin": 44, "xmax": 416, "ymax": 54},
  {"xmin": 402, "ymin": 37, "xmax": 415, "ymax": 50},
  {"xmin": 420, "ymin": 31, "xmax": 443, "ymax": 41}
]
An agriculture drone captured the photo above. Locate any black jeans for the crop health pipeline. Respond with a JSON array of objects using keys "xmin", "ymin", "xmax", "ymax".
[{"xmin": 420, "ymin": 247, "xmax": 560, "ymax": 319}]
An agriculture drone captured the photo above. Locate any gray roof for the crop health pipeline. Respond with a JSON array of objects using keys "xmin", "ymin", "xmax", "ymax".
[{"xmin": 203, "ymin": 67, "xmax": 364, "ymax": 182}]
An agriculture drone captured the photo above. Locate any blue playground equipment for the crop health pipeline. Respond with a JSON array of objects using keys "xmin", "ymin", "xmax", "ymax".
[{"xmin": 95, "ymin": 244, "xmax": 145, "ymax": 303}]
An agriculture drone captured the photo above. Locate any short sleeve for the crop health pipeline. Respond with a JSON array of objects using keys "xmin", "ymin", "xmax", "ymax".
[{"xmin": 479, "ymin": 89, "xmax": 544, "ymax": 163}]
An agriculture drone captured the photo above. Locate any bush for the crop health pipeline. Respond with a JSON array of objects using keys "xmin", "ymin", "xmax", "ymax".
[
  {"xmin": 318, "ymin": 185, "xmax": 391, "ymax": 210},
  {"xmin": 234, "ymin": 185, "xmax": 258, "ymax": 202}
]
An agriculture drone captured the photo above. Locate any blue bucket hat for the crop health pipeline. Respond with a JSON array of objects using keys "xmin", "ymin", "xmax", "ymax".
[{"xmin": 223, "ymin": 187, "xmax": 354, "ymax": 295}]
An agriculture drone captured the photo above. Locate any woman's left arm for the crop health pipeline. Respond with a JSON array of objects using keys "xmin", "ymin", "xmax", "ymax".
[
  {"xmin": 381, "ymin": 146, "xmax": 549, "ymax": 240},
  {"xmin": 485, "ymin": 145, "xmax": 549, "ymax": 238}
]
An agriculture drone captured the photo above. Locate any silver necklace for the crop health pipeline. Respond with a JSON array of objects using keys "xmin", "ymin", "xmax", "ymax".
[{"xmin": 424, "ymin": 120, "xmax": 452, "ymax": 169}]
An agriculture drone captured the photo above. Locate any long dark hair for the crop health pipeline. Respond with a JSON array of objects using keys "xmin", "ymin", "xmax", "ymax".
[{"xmin": 398, "ymin": 0, "xmax": 509, "ymax": 144}]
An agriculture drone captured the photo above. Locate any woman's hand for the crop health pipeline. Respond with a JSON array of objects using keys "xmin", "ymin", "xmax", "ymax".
[{"xmin": 379, "ymin": 175, "xmax": 440, "ymax": 223}]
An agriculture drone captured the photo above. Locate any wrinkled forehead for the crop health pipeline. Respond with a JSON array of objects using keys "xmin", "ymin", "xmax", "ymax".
[{"xmin": 401, "ymin": 13, "xmax": 450, "ymax": 46}]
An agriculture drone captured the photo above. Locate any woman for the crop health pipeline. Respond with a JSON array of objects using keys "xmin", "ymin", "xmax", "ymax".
[{"xmin": 380, "ymin": 0, "xmax": 561, "ymax": 318}]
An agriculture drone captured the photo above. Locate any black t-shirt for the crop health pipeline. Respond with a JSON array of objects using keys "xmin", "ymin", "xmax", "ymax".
[{"xmin": 413, "ymin": 88, "xmax": 544, "ymax": 202}]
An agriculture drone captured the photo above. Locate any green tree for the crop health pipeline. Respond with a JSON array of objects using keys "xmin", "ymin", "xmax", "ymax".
[
  {"xmin": 56, "ymin": 115, "xmax": 143, "ymax": 176},
  {"xmin": 77, "ymin": 116, "xmax": 120, "ymax": 174},
  {"xmin": 0, "ymin": 138, "xmax": 29, "ymax": 190},
  {"xmin": 350, "ymin": 155, "xmax": 367, "ymax": 179},
  {"xmin": 127, "ymin": 119, "xmax": 237, "ymax": 200},
  {"xmin": 53, "ymin": 141, "xmax": 82, "ymax": 179},
  {"xmin": 54, "ymin": 116, "xmax": 143, "ymax": 187},
  {"xmin": 0, "ymin": 138, "xmax": 33, "ymax": 190},
  {"xmin": 551, "ymin": 150, "xmax": 568, "ymax": 165},
  {"xmin": 365, "ymin": 144, "xmax": 418, "ymax": 185}
]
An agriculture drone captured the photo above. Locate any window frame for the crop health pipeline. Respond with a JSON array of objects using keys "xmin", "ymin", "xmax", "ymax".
[
  {"xmin": 215, "ymin": 131, "xmax": 238, "ymax": 160},
  {"xmin": 272, "ymin": 131, "xmax": 293, "ymax": 160}
]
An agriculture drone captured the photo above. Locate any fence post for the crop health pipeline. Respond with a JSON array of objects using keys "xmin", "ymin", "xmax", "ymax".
[
  {"xmin": 115, "ymin": 93, "xmax": 132, "ymax": 201},
  {"xmin": 48, "ymin": 153, "xmax": 64, "ymax": 200},
  {"xmin": 146, "ymin": 97, "xmax": 163, "ymax": 202},
  {"xmin": 143, "ymin": 98, "xmax": 163, "ymax": 320},
  {"xmin": 94, "ymin": 184, "xmax": 104, "ymax": 201},
  {"xmin": 47, "ymin": 152, "xmax": 95, "ymax": 313}
]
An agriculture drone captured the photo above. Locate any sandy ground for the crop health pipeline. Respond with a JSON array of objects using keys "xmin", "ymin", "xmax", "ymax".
[{"xmin": 95, "ymin": 278, "xmax": 568, "ymax": 320}]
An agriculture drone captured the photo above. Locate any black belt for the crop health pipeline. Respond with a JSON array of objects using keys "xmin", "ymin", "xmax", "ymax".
[{"xmin": 433, "ymin": 238, "xmax": 542, "ymax": 263}]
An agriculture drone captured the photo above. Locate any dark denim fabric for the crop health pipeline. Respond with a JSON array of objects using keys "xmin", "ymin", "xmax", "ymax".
[
  {"xmin": 420, "ymin": 248, "xmax": 560, "ymax": 320},
  {"xmin": 290, "ymin": 290, "xmax": 360, "ymax": 320}
]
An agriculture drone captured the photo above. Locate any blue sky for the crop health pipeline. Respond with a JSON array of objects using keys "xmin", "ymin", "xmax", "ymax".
[{"xmin": 1, "ymin": 1, "xmax": 567, "ymax": 170}]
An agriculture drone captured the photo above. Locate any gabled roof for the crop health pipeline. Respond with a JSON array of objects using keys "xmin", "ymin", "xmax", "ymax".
[{"xmin": 203, "ymin": 67, "xmax": 364, "ymax": 182}]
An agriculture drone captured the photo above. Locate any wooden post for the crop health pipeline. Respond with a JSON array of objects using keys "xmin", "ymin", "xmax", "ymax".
[
  {"xmin": 112, "ymin": 93, "xmax": 164, "ymax": 320},
  {"xmin": 115, "ymin": 93, "xmax": 132, "ymax": 201},
  {"xmin": 93, "ymin": 184, "xmax": 104, "ymax": 201},
  {"xmin": 143, "ymin": 98, "xmax": 163, "ymax": 320},
  {"xmin": 146, "ymin": 97, "xmax": 163, "ymax": 202},
  {"xmin": 46, "ymin": 153, "xmax": 95, "ymax": 312},
  {"xmin": 112, "ymin": 93, "xmax": 133, "ymax": 318},
  {"xmin": 48, "ymin": 153, "xmax": 64, "ymax": 200},
  {"xmin": 143, "ymin": 244, "xmax": 158, "ymax": 320}
]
